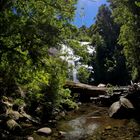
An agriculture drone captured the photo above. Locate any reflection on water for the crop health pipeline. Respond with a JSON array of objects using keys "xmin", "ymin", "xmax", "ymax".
[
  {"xmin": 58, "ymin": 105, "xmax": 128, "ymax": 140},
  {"xmin": 62, "ymin": 116, "xmax": 99, "ymax": 140}
]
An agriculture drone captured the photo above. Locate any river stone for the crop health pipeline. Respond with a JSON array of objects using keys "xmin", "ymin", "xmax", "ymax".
[
  {"xmin": 109, "ymin": 97, "xmax": 134, "ymax": 118},
  {"xmin": 21, "ymin": 111, "xmax": 40, "ymax": 124},
  {"xmin": 6, "ymin": 119, "xmax": 21, "ymax": 131},
  {"xmin": 109, "ymin": 101, "xmax": 121, "ymax": 117},
  {"xmin": 7, "ymin": 110, "xmax": 22, "ymax": 120},
  {"xmin": 59, "ymin": 131, "xmax": 67, "ymax": 136},
  {"xmin": 37, "ymin": 127, "xmax": 52, "ymax": 135},
  {"xmin": 120, "ymin": 97, "xmax": 134, "ymax": 109},
  {"xmin": 105, "ymin": 125, "xmax": 112, "ymax": 130},
  {"xmin": 27, "ymin": 136, "xmax": 34, "ymax": 140}
]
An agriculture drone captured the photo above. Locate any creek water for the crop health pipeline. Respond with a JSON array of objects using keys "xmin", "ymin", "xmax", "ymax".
[
  {"xmin": 56, "ymin": 104, "xmax": 128, "ymax": 140},
  {"xmin": 60, "ymin": 115, "xmax": 99, "ymax": 140},
  {"xmin": 5, "ymin": 103, "xmax": 140, "ymax": 140}
]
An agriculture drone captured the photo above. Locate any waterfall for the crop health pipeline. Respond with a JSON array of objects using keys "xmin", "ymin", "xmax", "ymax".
[
  {"xmin": 60, "ymin": 42, "xmax": 95, "ymax": 83},
  {"xmin": 60, "ymin": 44, "xmax": 80, "ymax": 82}
]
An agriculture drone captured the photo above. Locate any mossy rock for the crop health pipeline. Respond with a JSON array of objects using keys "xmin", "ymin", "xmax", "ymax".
[{"xmin": 6, "ymin": 119, "xmax": 22, "ymax": 132}]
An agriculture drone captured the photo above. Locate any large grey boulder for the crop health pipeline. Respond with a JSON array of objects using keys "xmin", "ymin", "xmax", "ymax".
[
  {"xmin": 109, "ymin": 97, "xmax": 134, "ymax": 118},
  {"xmin": 37, "ymin": 127, "xmax": 52, "ymax": 135},
  {"xmin": 109, "ymin": 101, "xmax": 120, "ymax": 117},
  {"xmin": 120, "ymin": 97, "xmax": 134, "ymax": 109}
]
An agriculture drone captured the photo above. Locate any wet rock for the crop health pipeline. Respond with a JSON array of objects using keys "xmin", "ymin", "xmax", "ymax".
[
  {"xmin": 59, "ymin": 111, "xmax": 66, "ymax": 117},
  {"xmin": 109, "ymin": 97, "xmax": 134, "ymax": 118},
  {"xmin": 21, "ymin": 111, "xmax": 40, "ymax": 124},
  {"xmin": 0, "ymin": 114, "xmax": 8, "ymax": 121},
  {"xmin": 105, "ymin": 125, "xmax": 112, "ymax": 130},
  {"xmin": 55, "ymin": 111, "xmax": 66, "ymax": 120},
  {"xmin": 0, "ymin": 103, "xmax": 7, "ymax": 114},
  {"xmin": 6, "ymin": 119, "xmax": 21, "ymax": 132},
  {"xmin": 27, "ymin": 136, "xmax": 34, "ymax": 140},
  {"xmin": 2, "ymin": 100, "xmax": 13, "ymax": 108},
  {"xmin": 77, "ymin": 102, "xmax": 82, "ymax": 105},
  {"xmin": 120, "ymin": 97, "xmax": 134, "ymax": 109},
  {"xmin": 109, "ymin": 101, "xmax": 120, "ymax": 117},
  {"xmin": 90, "ymin": 97, "xmax": 100, "ymax": 104},
  {"xmin": 7, "ymin": 109, "xmax": 22, "ymax": 120},
  {"xmin": 59, "ymin": 131, "xmax": 67, "ymax": 136},
  {"xmin": 37, "ymin": 127, "xmax": 52, "ymax": 135}
]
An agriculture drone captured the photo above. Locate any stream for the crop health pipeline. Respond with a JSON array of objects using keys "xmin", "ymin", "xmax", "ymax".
[
  {"xmin": 30, "ymin": 103, "xmax": 140, "ymax": 140},
  {"xmin": 61, "ymin": 115, "xmax": 99, "ymax": 140},
  {"xmin": 55, "ymin": 104, "xmax": 129, "ymax": 140}
]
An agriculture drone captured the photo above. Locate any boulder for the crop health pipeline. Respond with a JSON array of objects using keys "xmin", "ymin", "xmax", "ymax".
[
  {"xmin": 59, "ymin": 131, "xmax": 67, "ymax": 136},
  {"xmin": 0, "ymin": 102, "xmax": 7, "ymax": 114},
  {"xmin": 0, "ymin": 114, "xmax": 8, "ymax": 121},
  {"xmin": 7, "ymin": 110, "xmax": 22, "ymax": 120},
  {"xmin": 21, "ymin": 111, "xmax": 40, "ymax": 124},
  {"xmin": 27, "ymin": 136, "xmax": 34, "ymax": 140},
  {"xmin": 6, "ymin": 119, "xmax": 21, "ymax": 132},
  {"xmin": 120, "ymin": 97, "xmax": 134, "ymax": 109},
  {"xmin": 109, "ymin": 101, "xmax": 121, "ymax": 118},
  {"xmin": 37, "ymin": 127, "xmax": 52, "ymax": 135},
  {"xmin": 109, "ymin": 97, "xmax": 134, "ymax": 118},
  {"xmin": 2, "ymin": 101, "xmax": 13, "ymax": 108}
]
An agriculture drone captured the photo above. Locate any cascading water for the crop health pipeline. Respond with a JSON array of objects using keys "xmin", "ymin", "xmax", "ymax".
[
  {"xmin": 60, "ymin": 42, "xmax": 95, "ymax": 83},
  {"xmin": 61, "ymin": 44, "xmax": 80, "ymax": 82}
]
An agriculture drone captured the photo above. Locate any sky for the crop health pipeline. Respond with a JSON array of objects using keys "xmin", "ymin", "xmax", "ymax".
[{"xmin": 73, "ymin": 0, "xmax": 108, "ymax": 27}]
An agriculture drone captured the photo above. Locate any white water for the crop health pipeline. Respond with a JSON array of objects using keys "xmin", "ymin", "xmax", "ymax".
[{"xmin": 60, "ymin": 42, "xmax": 95, "ymax": 82}]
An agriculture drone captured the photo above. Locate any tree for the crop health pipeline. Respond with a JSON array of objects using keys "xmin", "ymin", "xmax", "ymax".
[
  {"xmin": 77, "ymin": 66, "xmax": 90, "ymax": 84},
  {"xmin": 90, "ymin": 5, "xmax": 129, "ymax": 85},
  {"xmin": 108, "ymin": 0, "xmax": 140, "ymax": 81},
  {"xmin": 0, "ymin": 0, "xmax": 78, "ymax": 118}
]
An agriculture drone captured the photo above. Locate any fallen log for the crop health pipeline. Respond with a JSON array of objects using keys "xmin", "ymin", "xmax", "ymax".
[
  {"xmin": 65, "ymin": 81, "xmax": 107, "ymax": 102},
  {"xmin": 65, "ymin": 81, "xmax": 107, "ymax": 94},
  {"xmin": 65, "ymin": 81, "xmax": 129, "ymax": 102}
]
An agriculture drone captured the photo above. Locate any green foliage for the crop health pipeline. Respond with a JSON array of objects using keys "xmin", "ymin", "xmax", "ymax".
[
  {"xmin": 135, "ymin": 2, "xmax": 140, "ymax": 7},
  {"xmin": 14, "ymin": 98, "xmax": 25, "ymax": 106},
  {"xmin": 0, "ymin": 0, "xmax": 78, "ymax": 118},
  {"xmin": 89, "ymin": 5, "xmax": 129, "ymax": 85},
  {"xmin": 106, "ymin": 84, "xmax": 119, "ymax": 95},
  {"xmin": 77, "ymin": 66, "xmax": 90, "ymax": 84},
  {"xmin": 0, "ymin": 0, "xmax": 78, "ymax": 80},
  {"xmin": 60, "ymin": 88, "xmax": 78, "ymax": 110},
  {"xmin": 78, "ymin": 36, "xmax": 91, "ymax": 42},
  {"xmin": 108, "ymin": 0, "xmax": 140, "ymax": 81},
  {"xmin": 70, "ymin": 25, "xmax": 91, "ymax": 42},
  {"xmin": 68, "ymin": 40, "xmax": 90, "ymax": 64}
]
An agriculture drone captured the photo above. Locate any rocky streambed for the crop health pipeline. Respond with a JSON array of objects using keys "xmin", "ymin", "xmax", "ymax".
[
  {"xmin": 1, "ymin": 103, "xmax": 140, "ymax": 140},
  {"xmin": 1, "ymin": 84, "xmax": 140, "ymax": 140},
  {"xmin": 56, "ymin": 104, "xmax": 140, "ymax": 140}
]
